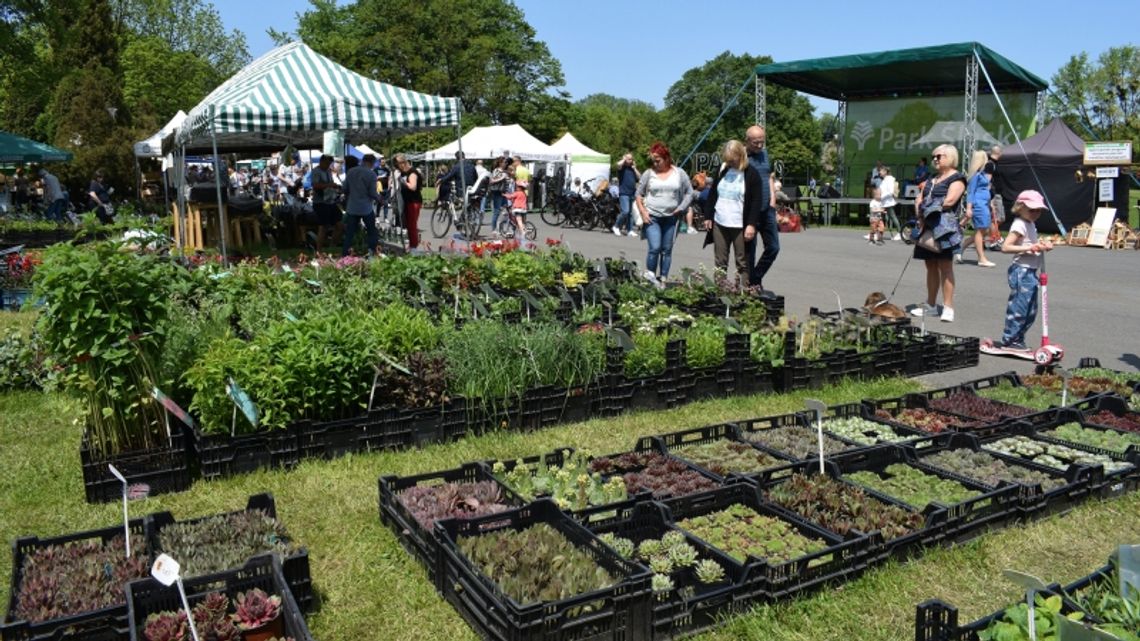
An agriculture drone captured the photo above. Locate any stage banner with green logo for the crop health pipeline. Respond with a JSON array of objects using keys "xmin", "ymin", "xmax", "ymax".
[{"xmin": 841, "ymin": 94, "xmax": 1037, "ymax": 196}]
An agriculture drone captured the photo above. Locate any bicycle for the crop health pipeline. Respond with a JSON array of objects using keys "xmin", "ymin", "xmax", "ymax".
[
  {"xmin": 495, "ymin": 212, "xmax": 536, "ymax": 240},
  {"xmin": 429, "ymin": 179, "xmax": 485, "ymax": 240}
]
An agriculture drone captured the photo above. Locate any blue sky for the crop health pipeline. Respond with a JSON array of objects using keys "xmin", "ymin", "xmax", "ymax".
[{"xmin": 219, "ymin": 0, "xmax": 1137, "ymax": 114}]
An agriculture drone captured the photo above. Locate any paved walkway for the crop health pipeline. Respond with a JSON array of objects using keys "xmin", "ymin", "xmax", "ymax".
[{"xmin": 524, "ymin": 218, "xmax": 1140, "ymax": 386}]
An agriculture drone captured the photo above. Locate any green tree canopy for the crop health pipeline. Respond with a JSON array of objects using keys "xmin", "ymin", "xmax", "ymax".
[
  {"xmin": 568, "ymin": 94, "xmax": 660, "ymax": 167},
  {"xmin": 663, "ymin": 51, "xmax": 820, "ymax": 179},
  {"xmin": 1049, "ymin": 46, "xmax": 1140, "ymax": 159}
]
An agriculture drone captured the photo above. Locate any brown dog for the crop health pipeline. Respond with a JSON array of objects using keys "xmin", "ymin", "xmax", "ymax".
[{"xmin": 863, "ymin": 292, "xmax": 907, "ymax": 319}]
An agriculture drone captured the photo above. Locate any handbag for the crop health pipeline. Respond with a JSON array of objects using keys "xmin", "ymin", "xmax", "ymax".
[{"xmin": 916, "ymin": 229, "xmax": 939, "ymax": 252}]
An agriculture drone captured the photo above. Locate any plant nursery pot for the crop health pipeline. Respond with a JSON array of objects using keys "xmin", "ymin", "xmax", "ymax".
[{"xmin": 241, "ymin": 615, "xmax": 285, "ymax": 641}]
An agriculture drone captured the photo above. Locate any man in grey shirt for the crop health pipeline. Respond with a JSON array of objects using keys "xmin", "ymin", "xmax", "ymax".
[
  {"xmin": 38, "ymin": 167, "xmax": 67, "ymax": 222},
  {"xmin": 342, "ymin": 154, "xmax": 383, "ymax": 256}
]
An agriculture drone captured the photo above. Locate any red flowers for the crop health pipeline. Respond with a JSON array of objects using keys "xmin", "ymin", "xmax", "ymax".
[{"xmin": 2, "ymin": 252, "xmax": 41, "ymax": 288}]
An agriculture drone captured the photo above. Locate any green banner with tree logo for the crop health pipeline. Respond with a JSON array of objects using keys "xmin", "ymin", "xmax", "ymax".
[{"xmin": 840, "ymin": 94, "xmax": 1038, "ymax": 196}]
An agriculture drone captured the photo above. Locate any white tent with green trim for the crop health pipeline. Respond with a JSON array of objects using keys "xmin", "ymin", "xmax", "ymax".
[
  {"xmin": 174, "ymin": 41, "xmax": 460, "ymax": 151},
  {"xmin": 551, "ymin": 133, "xmax": 611, "ymax": 188}
]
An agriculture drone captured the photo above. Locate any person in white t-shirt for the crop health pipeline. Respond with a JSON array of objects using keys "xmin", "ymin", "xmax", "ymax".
[
  {"xmin": 877, "ymin": 166, "xmax": 900, "ymax": 240},
  {"xmin": 703, "ymin": 140, "xmax": 764, "ymax": 287},
  {"xmin": 994, "ymin": 190, "xmax": 1053, "ymax": 350},
  {"xmin": 868, "ymin": 190, "xmax": 885, "ymax": 245}
]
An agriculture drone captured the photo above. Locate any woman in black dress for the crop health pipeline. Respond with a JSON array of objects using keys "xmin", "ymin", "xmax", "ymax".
[{"xmin": 910, "ymin": 144, "xmax": 964, "ymax": 322}]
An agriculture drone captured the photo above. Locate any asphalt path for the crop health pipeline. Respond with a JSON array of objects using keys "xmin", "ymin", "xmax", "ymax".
[{"xmin": 520, "ymin": 216, "xmax": 1140, "ymax": 386}]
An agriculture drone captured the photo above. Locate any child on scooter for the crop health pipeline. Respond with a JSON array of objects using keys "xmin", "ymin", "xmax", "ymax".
[{"xmin": 994, "ymin": 190, "xmax": 1053, "ymax": 350}]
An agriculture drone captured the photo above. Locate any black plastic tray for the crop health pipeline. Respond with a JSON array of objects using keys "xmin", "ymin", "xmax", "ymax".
[
  {"xmin": 80, "ymin": 426, "xmax": 192, "ymax": 504},
  {"xmin": 144, "ymin": 493, "xmax": 312, "ymax": 613}
]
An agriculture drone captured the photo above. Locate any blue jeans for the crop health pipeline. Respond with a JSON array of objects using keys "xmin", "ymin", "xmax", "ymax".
[
  {"xmin": 615, "ymin": 194, "xmax": 634, "ymax": 233},
  {"xmin": 1002, "ymin": 265, "xmax": 1039, "ymax": 346},
  {"xmin": 644, "ymin": 215, "xmax": 678, "ymax": 277},
  {"xmin": 744, "ymin": 206, "xmax": 780, "ymax": 285},
  {"xmin": 46, "ymin": 198, "xmax": 67, "ymax": 222},
  {"xmin": 342, "ymin": 213, "xmax": 377, "ymax": 256},
  {"xmin": 489, "ymin": 192, "xmax": 508, "ymax": 230}
]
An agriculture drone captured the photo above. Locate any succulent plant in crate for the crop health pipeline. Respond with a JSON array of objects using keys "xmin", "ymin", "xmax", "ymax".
[
  {"xmin": 1086, "ymin": 411, "xmax": 1140, "ymax": 434},
  {"xmin": 493, "ymin": 450, "xmax": 628, "ymax": 511},
  {"xmin": 823, "ymin": 416, "xmax": 911, "ymax": 445},
  {"xmin": 984, "ymin": 436, "xmax": 1134, "ymax": 474},
  {"xmin": 1024, "ymin": 372, "xmax": 1133, "ymax": 398},
  {"xmin": 597, "ymin": 533, "xmax": 636, "ymax": 560},
  {"xmin": 398, "ymin": 481, "xmax": 514, "ymax": 530},
  {"xmin": 158, "ymin": 509, "xmax": 299, "ymax": 577},
  {"xmin": 192, "ymin": 592, "xmax": 240, "ymax": 641},
  {"xmin": 742, "ymin": 425, "xmax": 856, "ymax": 459},
  {"xmin": 669, "ymin": 439, "xmax": 785, "ymax": 477},
  {"xmin": 875, "ymin": 408, "xmax": 959, "ymax": 434},
  {"xmin": 765, "ymin": 474, "xmax": 924, "ymax": 540},
  {"xmin": 922, "ymin": 450, "xmax": 1065, "ymax": 491},
  {"xmin": 928, "ymin": 392, "xmax": 1031, "ymax": 420},
  {"xmin": 15, "ymin": 534, "xmax": 150, "ymax": 623},
  {"xmin": 144, "ymin": 610, "xmax": 189, "ymax": 641},
  {"xmin": 589, "ymin": 452, "xmax": 718, "ymax": 499},
  {"xmin": 844, "ymin": 463, "xmax": 982, "ymax": 509},
  {"xmin": 458, "ymin": 523, "xmax": 616, "ymax": 605},
  {"xmin": 677, "ymin": 504, "xmax": 828, "ymax": 564},
  {"xmin": 976, "ymin": 380, "xmax": 1059, "ymax": 411},
  {"xmin": 232, "ymin": 588, "xmax": 282, "ymax": 631},
  {"xmin": 1043, "ymin": 423, "xmax": 1140, "ymax": 453}
]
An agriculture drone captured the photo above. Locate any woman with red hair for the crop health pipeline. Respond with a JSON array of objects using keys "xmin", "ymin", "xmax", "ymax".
[{"xmin": 635, "ymin": 141, "xmax": 693, "ymax": 287}]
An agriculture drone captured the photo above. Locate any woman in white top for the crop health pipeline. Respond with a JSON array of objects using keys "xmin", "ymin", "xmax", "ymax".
[
  {"xmin": 635, "ymin": 141, "xmax": 692, "ymax": 287},
  {"xmin": 877, "ymin": 166, "xmax": 900, "ymax": 240},
  {"xmin": 703, "ymin": 140, "xmax": 765, "ymax": 287}
]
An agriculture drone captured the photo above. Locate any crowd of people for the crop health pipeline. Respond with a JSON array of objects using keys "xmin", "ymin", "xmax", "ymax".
[{"xmin": 0, "ymin": 166, "xmax": 117, "ymax": 224}]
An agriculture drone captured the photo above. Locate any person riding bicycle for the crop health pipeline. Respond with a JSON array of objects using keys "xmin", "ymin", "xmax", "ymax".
[{"xmin": 436, "ymin": 151, "xmax": 476, "ymax": 204}]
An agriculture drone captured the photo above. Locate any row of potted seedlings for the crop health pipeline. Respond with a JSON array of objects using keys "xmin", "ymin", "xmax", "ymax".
[
  {"xmin": 378, "ymin": 374, "xmax": 1140, "ymax": 640},
  {"xmin": 915, "ymin": 546, "xmax": 1140, "ymax": 641},
  {"xmin": 2, "ymin": 494, "xmax": 312, "ymax": 641}
]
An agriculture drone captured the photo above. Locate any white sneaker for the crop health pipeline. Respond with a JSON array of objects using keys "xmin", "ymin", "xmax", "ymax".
[
  {"xmin": 953, "ymin": 254, "xmax": 963, "ymax": 264},
  {"xmin": 612, "ymin": 226, "xmax": 622, "ymax": 236},
  {"xmin": 654, "ymin": 276, "xmax": 667, "ymax": 290},
  {"xmin": 686, "ymin": 227, "xmax": 699, "ymax": 234},
  {"xmin": 940, "ymin": 307, "xmax": 955, "ymax": 322},
  {"xmin": 862, "ymin": 234, "xmax": 870, "ymax": 240},
  {"xmin": 643, "ymin": 270, "xmax": 658, "ymax": 284},
  {"xmin": 628, "ymin": 230, "xmax": 639, "ymax": 237},
  {"xmin": 892, "ymin": 233, "xmax": 902, "ymax": 241},
  {"xmin": 910, "ymin": 304, "xmax": 942, "ymax": 317}
]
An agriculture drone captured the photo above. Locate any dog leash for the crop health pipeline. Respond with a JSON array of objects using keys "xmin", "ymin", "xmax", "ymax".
[{"xmin": 886, "ymin": 253, "xmax": 913, "ymax": 303}]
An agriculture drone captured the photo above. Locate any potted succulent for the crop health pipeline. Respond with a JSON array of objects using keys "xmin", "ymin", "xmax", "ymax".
[
  {"xmin": 232, "ymin": 588, "xmax": 283, "ymax": 641},
  {"xmin": 143, "ymin": 611, "xmax": 189, "ymax": 641}
]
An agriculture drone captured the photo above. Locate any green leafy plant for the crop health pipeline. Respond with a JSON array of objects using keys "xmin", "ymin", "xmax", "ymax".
[
  {"xmin": 1042, "ymin": 423, "xmax": 1140, "ymax": 453},
  {"xmin": 491, "ymin": 450, "xmax": 627, "ymax": 511},
  {"xmin": 490, "ymin": 251, "xmax": 558, "ymax": 291},
  {"xmin": 1070, "ymin": 563, "xmax": 1140, "ymax": 635},
  {"xmin": 623, "ymin": 329, "xmax": 674, "ymax": 379},
  {"xmin": 979, "ymin": 593, "xmax": 1085, "ymax": 641},
  {"xmin": 844, "ymin": 463, "xmax": 982, "ymax": 509},
  {"xmin": 677, "ymin": 504, "xmax": 828, "ymax": 564},
  {"xmin": 977, "ymin": 380, "xmax": 1064, "ymax": 411},
  {"xmin": 0, "ymin": 327, "xmax": 51, "ymax": 391},
  {"xmin": 669, "ymin": 439, "xmax": 786, "ymax": 477},
  {"xmin": 458, "ymin": 523, "xmax": 617, "ymax": 605},
  {"xmin": 823, "ymin": 416, "xmax": 913, "ymax": 445},
  {"xmin": 683, "ymin": 317, "xmax": 730, "ymax": 369},
  {"xmin": 765, "ymin": 473, "xmax": 924, "ymax": 540}
]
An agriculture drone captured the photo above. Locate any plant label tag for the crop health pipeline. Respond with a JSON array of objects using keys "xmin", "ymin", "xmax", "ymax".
[
  {"xmin": 151, "ymin": 554, "xmax": 181, "ymax": 586},
  {"xmin": 377, "ymin": 352, "xmax": 413, "ymax": 376},
  {"xmin": 479, "ymin": 283, "xmax": 501, "ymax": 301},
  {"xmin": 596, "ymin": 260, "xmax": 608, "ymax": 279},
  {"xmin": 534, "ymin": 284, "xmax": 552, "ymax": 299},
  {"xmin": 282, "ymin": 311, "xmax": 299, "ymax": 322},
  {"xmin": 605, "ymin": 327, "xmax": 635, "ymax": 351},
  {"xmin": 1119, "ymin": 544, "xmax": 1140, "ymax": 600},
  {"xmin": 304, "ymin": 279, "xmax": 321, "ymax": 289},
  {"xmin": 720, "ymin": 296, "xmax": 733, "ymax": 319},
  {"xmin": 601, "ymin": 301, "xmax": 613, "ymax": 326},
  {"xmin": 152, "ymin": 387, "xmax": 195, "ymax": 432},
  {"xmin": 1003, "ymin": 570, "xmax": 1049, "ymax": 592},
  {"xmin": 208, "ymin": 271, "xmax": 232, "ymax": 280},
  {"xmin": 281, "ymin": 264, "xmax": 294, "ymax": 275},
  {"xmin": 804, "ymin": 399, "xmax": 827, "ymax": 473},
  {"xmin": 108, "ymin": 464, "xmax": 132, "ymax": 557},
  {"xmin": 226, "ymin": 378, "xmax": 259, "ymax": 430},
  {"xmin": 1055, "ymin": 616, "xmax": 1123, "ymax": 641},
  {"xmin": 1056, "ymin": 366, "xmax": 1071, "ymax": 407}
]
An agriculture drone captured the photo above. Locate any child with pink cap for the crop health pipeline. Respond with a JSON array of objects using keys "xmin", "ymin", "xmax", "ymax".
[{"xmin": 995, "ymin": 190, "xmax": 1053, "ymax": 350}]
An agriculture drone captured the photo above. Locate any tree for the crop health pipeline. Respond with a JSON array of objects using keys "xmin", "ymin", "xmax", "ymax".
[
  {"xmin": 286, "ymin": 0, "xmax": 566, "ymax": 130},
  {"xmin": 662, "ymin": 51, "xmax": 820, "ymax": 178},
  {"xmin": 121, "ymin": 34, "xmax": 216, "ymax": 124},
  {"xmin": 568, "ymin": 94, "xmax": 660, "ymax": 167},
  {"xmin": 111, "ymin": 0, "xmax": 250, "ymax": 78},
  {"xmin": 1049, "ymin": 46, "xmax": 1140, "ymax": 159}
]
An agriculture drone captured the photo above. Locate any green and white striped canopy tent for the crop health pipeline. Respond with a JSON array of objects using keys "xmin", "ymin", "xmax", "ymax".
[{"xmin": 175, "ymin": 41, "xmax": 460, "ymax": 151}]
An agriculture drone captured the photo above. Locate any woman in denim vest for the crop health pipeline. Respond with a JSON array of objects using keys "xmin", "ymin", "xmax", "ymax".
[{"xmin": 910, "ymin": 143, "xmax": 964, "ymax": 323}]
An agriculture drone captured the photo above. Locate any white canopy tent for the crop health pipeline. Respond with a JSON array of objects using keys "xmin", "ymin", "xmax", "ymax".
[
  {"xmin": 134, "ymin": 110, "xmax": 187, "ymax": 170},
  {"xmin": 423, "ymin": 124, "xmax": 567, "ymax": 162},
  {"xmin": 551, "ymin": 132, "xmax": 610, "ymax": 188}
]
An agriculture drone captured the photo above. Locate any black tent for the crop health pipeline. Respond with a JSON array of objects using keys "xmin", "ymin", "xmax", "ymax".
[{"xmin": 998, "ymin": 118, "xmax": 1129, "ymax": 234}]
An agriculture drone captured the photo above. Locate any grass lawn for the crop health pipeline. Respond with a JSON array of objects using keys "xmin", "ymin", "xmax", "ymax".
[{"xmin": 1, "ymin": 373, "xmax": 1136, "ymax": 641}]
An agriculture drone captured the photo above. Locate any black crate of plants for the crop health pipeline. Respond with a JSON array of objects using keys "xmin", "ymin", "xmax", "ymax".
[
  {"xmin": 902, "ymin": 432, "xmax": 1098, "ymax": 521},
  {"xmin": 378, "ymin": 462, "xmax": 527, "ymax": 584},
  {"xmin": 1075, "ymin": 356, "xmax": 1140, "ymax": 394},
  {"xmin": 144, "ymin": 493, "xmax": 313, "ymax": 614},
  {"xmin": 659, "ymin": 483, "xmax": 875, "ymax": 600},
  {"xmin": 827, "ymin": 444, "xmax": 1020, "ymax": 549},
  {"xmin": 587, "ymin": 501, "xmax": 759, "ymax": 641},
  {"xmin": 125, "ymin": 553, "xmax": 313, "ymax": 641},
  {"xmin": 912, "ymin": 385, "xmax": 1042, "ymax": 432},
  {"xmin": 641, "ymin": 422, "xmax": 798, "ymax": 485},
  {"xmin": 753, "ymin": 459, "xmax": 930, "ymax": 564},
  {"xmin": 513, "ymin": 384, "xmax": 594, "ymax": 431},
  {"xmin": 862, "ymin": 394, "xmax": 990, "ymax": 440},
  {"xmin": 80, "ymin": 423, "xmax": 192, "ymax": 505},
  {"xmin": 814, "ymin": 402, "xmax": 928, "ymax": 448},
  {"xmin": 1016, "ymin": 410, "xmax": 1140, "ymax": 497},
  {"xmin": 925, "ymin": 331, "xmax": 980, "ymax": 372},
  {"xmin": 434, "ymin": 499, "xmax": 654, "ymax": 641},
  {"xmin": 190, "ymin": 422, "xmax": 300, "ymax": 481},
  {"xmin": 732, "ymin": 411, "xmax": 872, "ymax": 467},
  {"xmin": 3, "ymin": 518, "xmax": 150, "ymax": 641},
  {"xmin": 773, "ymin": 355, "xmax": 828, "ymax": 393},
  {"xmin": 1075, "ymin": 394, "xmax": 1140, "ymax": 435}
]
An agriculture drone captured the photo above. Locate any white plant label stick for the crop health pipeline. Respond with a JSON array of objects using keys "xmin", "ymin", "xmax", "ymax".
[
  {"xmin": 151, "ymin": 555, "xmax": 200, "ymax": 641},
  {"xmin": 108, "ymin": 464, "xmax": 130, "ymax": 558},
  {"xmin": 805, "ymin": 399, "xmax": 827, "ymax": 474},
  {"xmin": 1003, "ymin": 570, "xmax": 1048, "ymax": 641},
  {"xmin": 1057, "ymin": 366, "xmax": 1071, "ymax": 407}
]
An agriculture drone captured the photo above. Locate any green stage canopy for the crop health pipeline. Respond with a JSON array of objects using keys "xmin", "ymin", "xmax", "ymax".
[
  {"xmin": 0, "ymin": 131, "xmax": 73, "ymax": 163},
  {"xmin": 176, "ymin": 41, "xmax": 460, "ymax": 151},
  {"xmin": 754, "ymin": 42, "xmax": 1048, "ymax": 101}
]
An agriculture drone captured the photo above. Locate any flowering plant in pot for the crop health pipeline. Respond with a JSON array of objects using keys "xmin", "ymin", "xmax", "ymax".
[{"xmin": 232, "ymin": 588, "xmax": 283, "ymax": 641}]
